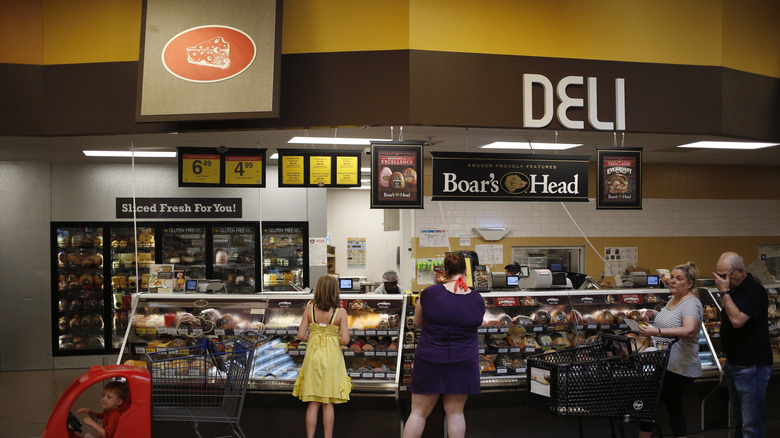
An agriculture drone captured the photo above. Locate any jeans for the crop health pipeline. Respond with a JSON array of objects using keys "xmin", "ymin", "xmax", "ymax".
[{"xmin": 724, "ymin": 361, "xmax": 771, "ymax": 438}]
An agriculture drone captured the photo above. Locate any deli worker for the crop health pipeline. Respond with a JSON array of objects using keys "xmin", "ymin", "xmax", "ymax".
[{"xmin": 374, "ymin": 270, "xmax": 404, "ymax": 294}]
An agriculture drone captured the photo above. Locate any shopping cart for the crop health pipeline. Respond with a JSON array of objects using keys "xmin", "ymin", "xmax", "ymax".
[
  {"xmin": 145, "ymin": 334, "xmax": 261, "ymax": 438},
  {"xmin": 527, "ymin": 333, "xmax": 677, "ymax": 438}
]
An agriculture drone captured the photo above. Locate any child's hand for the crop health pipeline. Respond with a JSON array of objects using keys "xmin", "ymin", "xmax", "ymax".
[
  {"xmin": 82, "ymin": 416, "xmax": 98, "ymax": 429},
  {"xmin": 77, "ymin": 408, "xmax": 97, "ymax": 418}
]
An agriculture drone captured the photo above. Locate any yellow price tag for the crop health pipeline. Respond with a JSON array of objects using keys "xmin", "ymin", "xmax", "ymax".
[
  {"xmin": 225, "ymin": 156, "xmax": 263, "ymax": 185},
  {"xmin": 181, "ymin": 153, "xmax": 221, "ymax": 184},
  {"xmin": 310, "ymin": 156, "xmax": 331, "ymax": 186},
  {"xmin": 336, "ymin": 156, "xmax": 358, "ymax": 185},
  {"xmin": 282, "ymin": 156, "xmax": 304, "ymax": 185}
]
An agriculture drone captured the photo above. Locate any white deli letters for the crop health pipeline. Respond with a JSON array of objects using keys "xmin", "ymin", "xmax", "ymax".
[{"xmin": 522, "ymin": 74, "xmax": 626, "ymax": 131}]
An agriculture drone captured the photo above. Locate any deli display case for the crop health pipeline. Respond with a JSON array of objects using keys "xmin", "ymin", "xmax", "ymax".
[
  {"xmin": 400, "ymin": 288, "xmax": 721, "ymax": 393},
  {"xmin": 262, "ymin": 222, "xmax": 308, "ymax": 291},
  {"xmin": 212, "ymin": 225, "xmax": 260, "ymax": 294},
  {"xmin": 119, "ymin": 293, "xmax": 407, "ymax": 395}
]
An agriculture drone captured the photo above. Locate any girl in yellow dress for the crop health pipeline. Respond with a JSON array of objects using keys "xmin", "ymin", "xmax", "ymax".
[{"xmin": 293, "ymin": 275, "xmax": 352, "ymax": 438}]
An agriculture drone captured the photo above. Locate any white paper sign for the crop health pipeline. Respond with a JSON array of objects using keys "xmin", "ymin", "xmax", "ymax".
[
  {"xmin": 475, "ymin": 244, "xmax": 503, "ymax": 265},
  {"xmin": 309, "ymin": 237, "xmax": 327, "ymax": 267},
  {"xmin": 419, "ymin": 229, "xmax": 448, "ymax": 247},
  {"xmin": 459, "ymin": 235, "xmax": 471, "ymax": 247}
]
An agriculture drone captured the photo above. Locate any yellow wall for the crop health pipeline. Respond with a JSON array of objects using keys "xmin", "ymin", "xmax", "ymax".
[{"xmin": 1, "ymin": 0, "xmax": 778, "ymax": 78}]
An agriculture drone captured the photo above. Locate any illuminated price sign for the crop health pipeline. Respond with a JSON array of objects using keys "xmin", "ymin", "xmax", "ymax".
[
  {"xmin": 181, "ymin": 153, "xmax": 221, "ymax": 185},
  {"xmin": 178, "ymin": 147, "xmax": 266, "ymax": 187},
  {"xmin": 278, "ymin": 149, "xmax": 362, "ymax": 188},
  {"xmin": 225, "ymin": 155, "xmax": 265, "ymax": 187}
]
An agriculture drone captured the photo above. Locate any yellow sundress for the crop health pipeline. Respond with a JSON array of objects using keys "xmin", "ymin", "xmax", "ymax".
[{"xmin": 292, "ymin": 305, "xmax": 352, "ymax": 403}]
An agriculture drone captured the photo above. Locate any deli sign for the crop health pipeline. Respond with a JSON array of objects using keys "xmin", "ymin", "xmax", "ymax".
[{"xmin": 431, "ymin": 152, "xmax": 589, "ymax": 202}]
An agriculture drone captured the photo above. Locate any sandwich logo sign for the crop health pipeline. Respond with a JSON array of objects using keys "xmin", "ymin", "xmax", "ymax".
[
  {"xmin": 431, "ymin": 152, "xmax": 589, "ymax": 202},
  {"xmin": 162, "ymin": 25, "xmax": 257, "ymax": 83}
]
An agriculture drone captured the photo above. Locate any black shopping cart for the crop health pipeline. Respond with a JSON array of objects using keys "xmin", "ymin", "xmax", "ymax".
[
  {"xmin": 527, "ymin": 333, "xmax": 677, "ymax": 438},
  {"xmin": 146, "ymin": 333, "xmax": 262, "ymax": 438}
]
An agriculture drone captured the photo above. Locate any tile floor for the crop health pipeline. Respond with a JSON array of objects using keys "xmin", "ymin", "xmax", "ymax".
[{"xmin": 4, "ymin": 367, "xmax": 779, "ymax": 438}]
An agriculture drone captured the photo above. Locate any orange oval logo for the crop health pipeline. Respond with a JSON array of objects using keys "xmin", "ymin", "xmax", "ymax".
[{"xmin": 162, "ymin": 25, "xmax": 256, "ymax": 83}]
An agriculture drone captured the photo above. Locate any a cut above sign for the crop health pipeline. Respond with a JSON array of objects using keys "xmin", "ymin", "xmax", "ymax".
[{"xmin": 431, "ymin": 152, "xmax": 589, "ymax": 202}]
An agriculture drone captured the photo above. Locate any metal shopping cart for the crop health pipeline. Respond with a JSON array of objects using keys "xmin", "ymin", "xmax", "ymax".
[
  {"xmin": 527, "ymin": 333, "xmax": 677, "ymax": 438},
  {"xmin": 145, "ymin": 334, "xmax": 261, "ymax": 438}
]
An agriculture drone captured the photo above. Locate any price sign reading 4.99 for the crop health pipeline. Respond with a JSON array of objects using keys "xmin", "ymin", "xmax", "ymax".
[
  {"xmin": 181, "ymin": 153, "xmax": 221, "ymax": 185},
  {"xmin": 225, "ymin": 156, "xmax": 264, "ymax": 186}
]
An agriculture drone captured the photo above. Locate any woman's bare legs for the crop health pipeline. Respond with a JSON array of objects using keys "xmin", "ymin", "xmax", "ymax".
[
  {"xmin": 322, "ymin": 403, "xmax": 335, "ymax": 438},
  {"xmin": 442, "ymin": 393, "xmax": 468, "ymax": 438},
  {"xmin": 402, "ymin": 393, "xmax": 439, "ymax": 438},
  {"xmin": 305, "ymin": 401, "xmax": 320, "ymax": 438}
]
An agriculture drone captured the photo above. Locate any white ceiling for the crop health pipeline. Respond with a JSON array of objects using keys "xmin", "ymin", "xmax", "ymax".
[{"xmin": 1, "ymin": 126, "xmax": 778, "ymax": 167}]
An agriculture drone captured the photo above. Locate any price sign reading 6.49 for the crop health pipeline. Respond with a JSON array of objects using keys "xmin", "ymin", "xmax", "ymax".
[
  {"xmin": 225, "ymin": 156, "xmax": 264, "ymax": 186},
  {"xmin": 181, "ymin": 153, "xmax": 221, "ymax": 185}
]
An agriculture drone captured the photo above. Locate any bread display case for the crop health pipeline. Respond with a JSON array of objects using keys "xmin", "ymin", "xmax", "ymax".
[
  {"xmin": 400, "ymin": 289, "xmax": 721, "ymax": 393},
  {"xmin": 53, "ymin": 225, "xmax": 107, "ymax": 354},
  {"xmin": 52, "ymin": 221, "xmax": 263, "ymax": 356},
  {"xmin": 119, "ymin": 293, "xmax": 407, "ymax": 396}
]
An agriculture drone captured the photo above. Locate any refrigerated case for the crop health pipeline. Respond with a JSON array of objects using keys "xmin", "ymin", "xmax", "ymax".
[
  {"xmin": 53, "ymin": 225, "xmax": 108, "ymax": 355},
  {"xmin": 120, "ymin": 293, "xmax": 407, "ymax": 395},
  {"xmin": 52, "ymin": 221, "xmax": 262, "ymax": 356},
  {"xmin": 262, "ymin": 222, "xmax": 308, "ymax": 291},
  {"xmin": 400, "ymin": 288, "xmax": 721, "ymax": 393}
]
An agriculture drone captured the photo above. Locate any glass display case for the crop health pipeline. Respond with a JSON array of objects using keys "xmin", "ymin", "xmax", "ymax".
[
  {"xmin": 53, "ymin": 225, "xmax": 107, "ymax": 354},
  {"xmin": 212, "ymin": 225, "xmax": 259, "ymax": 294},
  {"xmin": 401, "ymin": 289, "xmax": 721, "ymax": 393},
  {"xmin": 120, "ymin": 293, "xmax": 407, "ymax": 395},
  {"xmin": 262, "ymin": 222, "xmax": 308, "ymax": 291},
  {"xmin": 160, "ymin": 225, "xmax": 207, "ymax": 282}
]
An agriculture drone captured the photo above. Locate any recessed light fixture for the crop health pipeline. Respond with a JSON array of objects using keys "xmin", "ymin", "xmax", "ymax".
[
  {"xmin": 676, "ymin": 141, "xmax": 779, "ymax": 150},
  {"xmin": 479, "ymin": 142, "xmax": 582, "ymax": 150},
  {"xmin": 83, "ymin": 150, "xmax": 177, "ymax": 158},
  {"xmin": 288, "ymin": 137, "xmax": 386, "ymax": 145}
]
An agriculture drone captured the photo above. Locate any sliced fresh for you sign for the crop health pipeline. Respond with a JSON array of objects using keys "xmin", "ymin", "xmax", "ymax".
[{"xmin": 431, "ymin": 152, "xmax": 589, "ymax": 202}]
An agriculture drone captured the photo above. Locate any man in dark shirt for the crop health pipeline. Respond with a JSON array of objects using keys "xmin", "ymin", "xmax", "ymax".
[{"xmin": 714, "ymin": 252, "xmax": 772, "ymax": 438}]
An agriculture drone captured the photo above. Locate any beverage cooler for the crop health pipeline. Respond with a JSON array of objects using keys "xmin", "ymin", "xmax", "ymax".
[
  {"xmin": 52, "ymin": 221, "xmax": 261, "ymax": 356},
  {"xmin": 261, "ymin": 222, "xmax": 309, "ymax": 292}
]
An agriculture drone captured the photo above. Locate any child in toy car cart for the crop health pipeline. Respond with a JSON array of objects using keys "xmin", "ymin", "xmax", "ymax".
[{"xmin": 75, "ymin": 381, "xmax": 127, "ymax": 438}]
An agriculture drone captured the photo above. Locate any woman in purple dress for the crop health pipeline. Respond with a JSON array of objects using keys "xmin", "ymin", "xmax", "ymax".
[{"xmin": 402, "ymin": 253, "xmax": 486, "ymax": 438}]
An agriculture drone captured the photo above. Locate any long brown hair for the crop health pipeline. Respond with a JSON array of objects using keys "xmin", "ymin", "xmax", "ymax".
[
  {"xmin": 314, "ymin": 275, "xmax": 341, "ymax": 311},
  {"xmin": 444, "ymin": 253, "xmax": 467, "ymax": 278}
]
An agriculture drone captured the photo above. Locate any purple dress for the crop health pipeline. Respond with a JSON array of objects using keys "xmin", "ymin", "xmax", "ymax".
[{"xmin": 410, "ymin": 283, "xmax": 486, "ymax": 394}]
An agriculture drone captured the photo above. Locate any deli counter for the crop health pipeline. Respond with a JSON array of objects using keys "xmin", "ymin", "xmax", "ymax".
[
  {"xmin": 120, "ymin": 293, "xmax": 407, "ymax": 396},
  {"xmin": 121, "ymin": 287, "xmax": 724, "ymax": 397}
]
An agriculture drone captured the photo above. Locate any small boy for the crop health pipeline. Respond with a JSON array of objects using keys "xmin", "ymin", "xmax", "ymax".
[{"xmin": 77, "ymin": 381, "xmax": 127, "ymax": 438}]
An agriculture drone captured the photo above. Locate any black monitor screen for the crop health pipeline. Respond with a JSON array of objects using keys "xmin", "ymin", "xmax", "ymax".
[
  {"xmin": 506, "ymin": 275, "xmax": 519, "ymax": 286},
  {"xmin": 185, "ymin": 279, "xmax": 198, "ymax": 292},
  {"xmin": 339, "ymin": 278, "xmax": 353, "ymax": 290},
  {"xmin": 646, "ymin": 275, "xmax": 660, "ymax": 286}
]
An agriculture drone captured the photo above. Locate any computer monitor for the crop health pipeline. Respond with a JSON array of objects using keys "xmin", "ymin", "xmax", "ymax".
[
  {"xmin": 339, "ymin": 278, "xmax": 353, "ymax": 290},
  {"xmin": 505, "ymin": 275, "xmax": 519, "ymax": 287},
  {"xmin": 550, "ymin": 263, "xmax": 562, "ymax": 272},
  {"xmin": 185, "ymin": 279, "xmax": 198, "ymax": 293},
  {"xmin": 646, "ymin": 274, "xmax": 660, "ymax": 287}
]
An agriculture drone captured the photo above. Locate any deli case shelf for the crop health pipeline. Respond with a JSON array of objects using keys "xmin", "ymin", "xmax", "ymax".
[
  {"xmin": 401, "ymin": 288, "xmax": 721, "ymax": 394},
  {"xmin": 119, "ymin": 293, "xmax": 408, "ymax": 396}
]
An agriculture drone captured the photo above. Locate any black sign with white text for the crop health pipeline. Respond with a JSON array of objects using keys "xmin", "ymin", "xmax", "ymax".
[
  {"xmin": 431, "ymin": 152, "xmax": 589, "ymax": 202},
  {"xmin": 116, "ymin": 198, "xmax": 243, "ymax": 219}
]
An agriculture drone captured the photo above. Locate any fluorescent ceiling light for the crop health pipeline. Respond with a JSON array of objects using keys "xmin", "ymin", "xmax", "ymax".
[
  {"xmin": 479, "ymin": 142, "xmax": 582, "ymax": 150},
  {"xmin": 288, "ymin": 136, "xmax": 386, "ymax": 145},
  {"xmin": 349, "ymin": 185, "xmax": 370, "ymax": 190},
  {"xmin": 269, "ymin": 153, "xmax": 279, "ymax": 159},
  {"xmin": 361, "ymin": 167, "xmax": 371, "ymax": 173},
  {"xmin": 676, "ymin": 141, "xmax": 779, "ymax": 150},
  {"xmin": 83, "ymin": 150, "xmax": 176, "ymax": 158}
]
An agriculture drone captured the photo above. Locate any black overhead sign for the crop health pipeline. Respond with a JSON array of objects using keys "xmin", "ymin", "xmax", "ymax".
[
  {"xmin": 116, "ymin": 198, "xmax": 243, "ymax": 218},
  {"xmin": 431, "ymin": 152, "xmax": 589, "ymax": 202}
]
